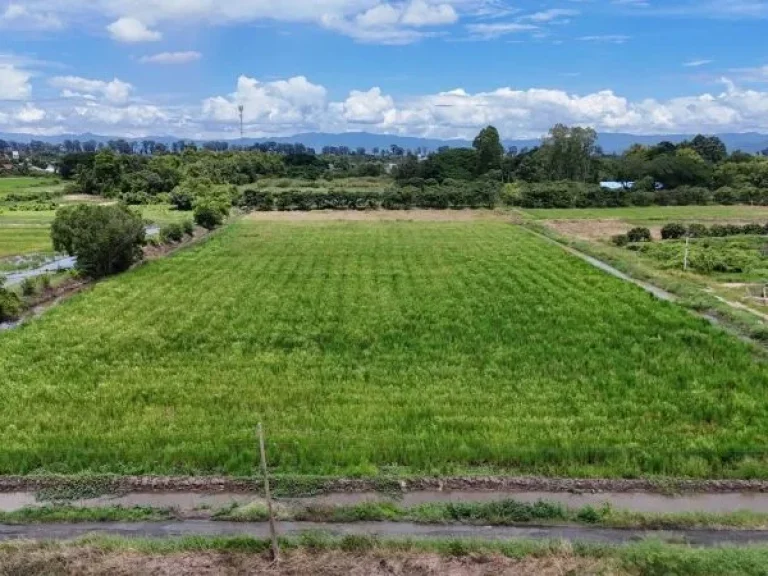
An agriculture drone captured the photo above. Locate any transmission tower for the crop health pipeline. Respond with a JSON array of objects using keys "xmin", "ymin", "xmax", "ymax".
[{"xmin": 238, "ymin": 105, "xmax": 245, "ymax": 139}]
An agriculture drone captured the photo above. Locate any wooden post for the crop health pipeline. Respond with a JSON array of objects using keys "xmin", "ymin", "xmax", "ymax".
[
  {"xmin": 258, "ymin": 423, "xmax": 280, "ymax": 562},
  {"xmin": 683, "ymin": 236, "xmax": 690, "ymax": 272}
]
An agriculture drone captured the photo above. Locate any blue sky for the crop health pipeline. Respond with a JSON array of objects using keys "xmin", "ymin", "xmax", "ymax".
[{"xmin": 0, "ymin": 0, "xmax": 767, "ymax": 139}]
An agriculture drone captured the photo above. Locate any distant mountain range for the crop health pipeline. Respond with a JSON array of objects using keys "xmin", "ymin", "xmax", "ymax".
[{"xmin": 2, "ymin": 130, "xmax": 767, "ymax": 155}]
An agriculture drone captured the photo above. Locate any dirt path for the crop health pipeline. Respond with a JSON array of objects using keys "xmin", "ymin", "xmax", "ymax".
[
  {"xmin": 3, "ymin": 520, "xmax": 768, "ymax": 547},
  {"xmin": 9, "ymin": 490, "xmax": 768, "ymax": 515}
]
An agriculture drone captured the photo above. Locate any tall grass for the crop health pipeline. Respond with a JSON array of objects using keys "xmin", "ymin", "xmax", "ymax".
[{"xmin": 0, "ymin": 221, "xmax": 767, "ymax": 477}]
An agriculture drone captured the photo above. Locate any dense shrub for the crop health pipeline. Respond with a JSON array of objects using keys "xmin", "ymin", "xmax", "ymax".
[
  {"xmin": 687, "ymin": 223, "xmax": 709, "ymax": 238},
  {"xmin": 612, "ymin": 234, "xmax": 630, "ymax": 247},
  {"xmin": 654, "ymin": 222, "xmax": 768, "ymax": 242},
  {"xmin": 661, "ymin": 223, "xmax": 688, "ymax": 240},
  {"xmin": 160, "ymin": 223, "xmax": 184, "ymax": 244},
  {"xmin": 240, "ymin": 189, "xmax": 274, "ymax": 211},
  {"xmin": 182, "ymin": 220, "xmax": 195, "ymax": 236},
  {"xmin": 194, "ymin": 202, "xmax": 227, "ymax": 229},
  {"xmin": 51, "ymin": 204, "xmax": 145, "ymax": 279},
  {"xmin": 627, "ymin": 227, "xmax": 652, "ymax": 242},
  {"xmin": 0, "ymin": 280, "xmax": 21, "ymax": 322}
]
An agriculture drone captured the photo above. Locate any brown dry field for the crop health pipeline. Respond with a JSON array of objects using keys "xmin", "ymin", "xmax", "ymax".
[
  {"xmin": 542, "ymin": 219, "xmax": 660, "ymax": 241},
  {"xmin": 245, "ymin": 210, "xmax": 514, "ymax": 222},
  {"xmin": 0, "ymin": 547, "xmax": 616, "ymax": 576},
  {"xmin": 544, "ymin": 218, "xmax": 768, "ymax": 242}
]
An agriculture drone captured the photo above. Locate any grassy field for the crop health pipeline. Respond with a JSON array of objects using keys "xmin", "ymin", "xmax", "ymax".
[
  {"xmin": 522, "ymin": 205, "xmax": 768, "ymax": 221},
  {"xmin": 0, "ymin": 177, "xmax": 66, "ymax": 200},
  {"xmin": 1, "ymin": 220, "xmax": 768, "ymax": 477},
  {"xmin": 629, "ymin": 236, "xmax": 768, "ymax": 281},
  {"xmin": 0, "ymin": 205, "xmax": 187, "ymax": 259}
]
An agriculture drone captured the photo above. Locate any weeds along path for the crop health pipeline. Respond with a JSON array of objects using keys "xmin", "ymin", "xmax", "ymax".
[
  {"xmin": 518, "ymin": 224, "xmax": 766, "ymax": 348},
  {"xmin": 4, "ymin": 520, "xmax": 768, "ymax": 547}
]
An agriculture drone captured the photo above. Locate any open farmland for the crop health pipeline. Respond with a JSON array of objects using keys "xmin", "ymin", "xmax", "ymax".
[
  {"xmin": 1, "ymin": 219, "xmax": 767, "ymax": 478},
  {"xmin": 522, "ymin": 205, "xmax": 768, "ymax": 222}
]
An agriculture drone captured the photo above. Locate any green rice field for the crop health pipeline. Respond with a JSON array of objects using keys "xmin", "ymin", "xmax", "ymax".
[
  {"xmin": 1, "ymin": 220, "xmax": 767, "ymax": 478},
  {"xmin": 522, "ymin": 205, "xmax": 768, "ymax": 222}
]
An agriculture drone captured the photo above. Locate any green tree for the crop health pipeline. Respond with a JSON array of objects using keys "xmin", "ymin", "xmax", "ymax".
[
  {"xmin": 473, "ymin": 126, "xmax": 504, "ymax": 176},
  {"xmin": 539, "ymin": 124, "xmax": 598, "ymax": 182},
  {"xmin": 51, "ymin": 204, "xmax": 146, "ymax": 279}
]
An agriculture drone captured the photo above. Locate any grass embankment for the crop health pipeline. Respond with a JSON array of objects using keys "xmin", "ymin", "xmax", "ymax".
[
  {"xmin": 7, "ymin": 499, "xmax": 768, "ymax": 530},
  {"xmin": 2, "ymin": 535, "xmax": 768, "ymax": 575},
  {"xmin": 521, "ymin": 205, "xmax": 768, "ymax": 222},
  {"xmin": 1, "ymin": 220, "xmax": 767, "ymax": 477}
]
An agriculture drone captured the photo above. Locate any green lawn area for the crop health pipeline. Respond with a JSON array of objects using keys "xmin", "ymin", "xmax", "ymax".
[
  {"xmin": 0, "ymin": 205, "xmax": 185, "ymax": 259},
  {"xmin": 1, "ymin": 220, "xmax": 767, "ymax": 478},
  {"xmin": 522, "ymin": 205, "xmax": 768, "ymax": 222},
  {"xmin": 0, "ymin": 177, "xmax": 66, "ymax": 200}
]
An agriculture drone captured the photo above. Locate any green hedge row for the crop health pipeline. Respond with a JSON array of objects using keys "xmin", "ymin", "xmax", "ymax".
[
  {"xmin": 240, "ymin": 184, "xmax": 500, "ymax": 211},
  {"xmin": 661, "ymin": 222, "xmax": 768, "ymax": 240},
  {"xmin": 503, "ymin": 182, "xmax": 768, "ymax": 209}
]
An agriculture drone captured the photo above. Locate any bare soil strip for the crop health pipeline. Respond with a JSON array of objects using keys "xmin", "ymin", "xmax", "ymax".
[
  {"xmin": 0, "ymin": 546, "xmax": 612, "ymax": 576},
  {"xmin": 245, "ymin": 210, "xmax": 512, "ymax": 222},
  {"xmin": 6, "ymin": 476, "xmax": 768, "ymax": 496},
  {"xmin": 2, "ymin": 520, "xmax": 768, "ymax": 547}
]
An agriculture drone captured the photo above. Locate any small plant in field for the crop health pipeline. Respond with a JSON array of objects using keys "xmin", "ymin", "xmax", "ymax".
[
  {"xmin": 627, "ymin": 227, "xmax": 652, "ymax": 243},
  {"xmin": 612, "ymin": 234, "xmax": 629, "ymax": 247},
  {"xmin": 182, "ymin": 220, "xmax": 195, "ymax": 236},
  {"xmin": 0, "ymin": 279, "xmax": 21, "ymax": 322},
  {"xmin": 160, "ymin": 223, "xmax": 184, "ymax": 244},
  {"xmin": 39, "ymin": 274, "xmax": 52, "ymax": 292},
  {"xmin": 20, "ymin": 277, "xmax": 37, "ymax": 297}
]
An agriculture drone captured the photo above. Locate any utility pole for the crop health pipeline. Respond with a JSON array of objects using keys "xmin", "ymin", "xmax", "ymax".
[
  {"xmin": 257, "ymin": 423, "xmax": 279, "ymax": 563},
  {"xmin": 683, "ymin": 235, "xmax": 690, "ymax": 272},
  {"xmin": 238, "ymin": 105, "xmax": 245, "ymax": 140}
]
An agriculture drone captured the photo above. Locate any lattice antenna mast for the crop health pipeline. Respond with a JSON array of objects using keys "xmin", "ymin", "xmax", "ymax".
[{"xmin": 238, "ymin": 105, "xmax": 245, "ymax": 139}]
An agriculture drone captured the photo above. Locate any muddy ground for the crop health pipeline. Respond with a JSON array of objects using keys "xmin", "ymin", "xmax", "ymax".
[{"xmin": 0, "ymin": 546, "xmax": 613, "ymax": 576}]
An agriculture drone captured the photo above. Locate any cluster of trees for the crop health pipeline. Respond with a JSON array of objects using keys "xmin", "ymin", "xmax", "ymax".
[{"xmin": 240, "ymin": 181, "xmax": 500, "ymax": 211}]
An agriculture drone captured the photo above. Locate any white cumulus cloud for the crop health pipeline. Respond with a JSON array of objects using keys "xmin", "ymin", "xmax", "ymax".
[
  {"xmin": 140, "ymin": 51, "xmax": 202, "ymax": 64},
  {"xmin": 50, "ymin": 76, "xmax": 134, "ymax": 104},
  {"xmin": 0, "ymin": 64, "xmax": 32, "ymax": 100},
  {"xmin": 107, "ymin": 17, "xmax": 161, "ymax": 42}
]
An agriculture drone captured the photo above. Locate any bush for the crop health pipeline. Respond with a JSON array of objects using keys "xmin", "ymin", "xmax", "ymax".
[
  {"xmin": 0, "ymin": 280, "xmax": 22, "ymax": 322},
  {"xmin": 240, "ymin": 189, "xmax": 274, "ymax": 211},
  {"xmin": 627, "ymin": 227, "xmax": 652, "ymax": 243},
  {"xmin": 661, "ymin": 223, "xmax": 687, "ymax": 240},
  {"xmin": 687, "ymin": 223, "xmax": 709, "ymax": 238},
  {"xmin": 39, "ymin": 274, "xmax": 52, "ymax": 292},
  {"xmin": 51, "ymin": 204, "xmax": 145, "ymax": 279},
  {"xmin": 182, "ymin": 220, "xmax": 195, "ymax": 236},
  {"xmin": 20, "ymin": 277, "xmax": 37, "ymax": 297},
  {"xmin": 194, "ymin": 202, "xmax": 226, "ymax": 230},
  {"xmin": 612, "ymin": 234, "xmax": 630, "ymax": 247},
  {"xmin": 741, "ymin": 223, "xmax": 765, "ymax": 235},
  {"xmin": 160, "ymin": 223, "xmax": 184, "ymax": 244}
]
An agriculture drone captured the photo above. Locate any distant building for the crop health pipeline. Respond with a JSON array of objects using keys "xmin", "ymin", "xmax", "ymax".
[
  {"xmin": 600, "ymin": 181, "xmax": 633, "ymax": 190},
  {"xmin": 11, "ymin": 151, "xmax": 19, "ymax": 161}
]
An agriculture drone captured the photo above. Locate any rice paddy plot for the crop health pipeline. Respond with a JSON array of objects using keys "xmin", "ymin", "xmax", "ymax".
[{"xmin": 0, "ymin": 220, "xmax": 767, "ymax": 478}]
